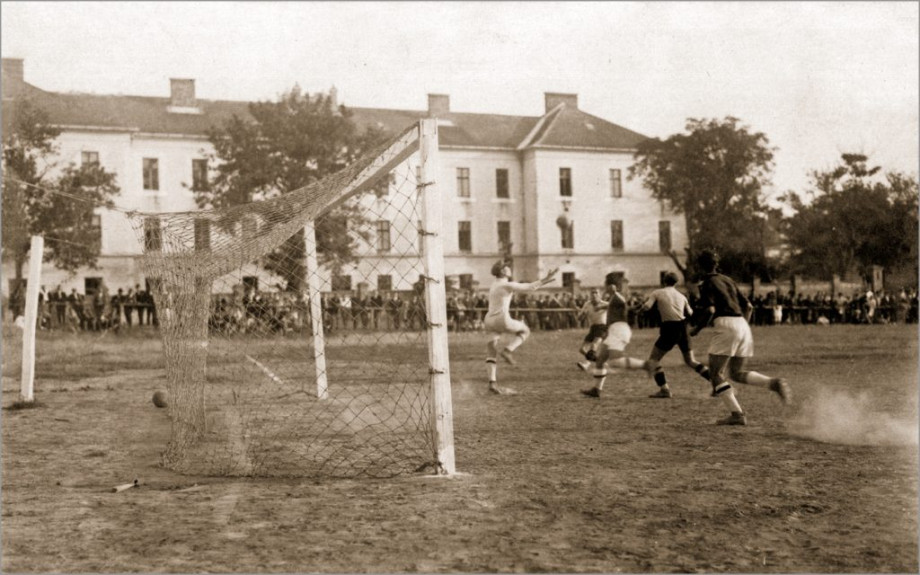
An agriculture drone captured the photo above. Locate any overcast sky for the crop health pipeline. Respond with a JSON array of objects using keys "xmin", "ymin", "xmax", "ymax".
[{"xmin": 2, "ymin": 1, "xmax": 918, "ymax": 201}]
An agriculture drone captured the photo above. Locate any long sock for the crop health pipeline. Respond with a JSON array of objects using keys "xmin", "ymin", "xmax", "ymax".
[
  {"xmin": 693, "ymin": 363, "xmax": 711, "ymax": 381},
  {"xmin": 654, "ymin": 369, "xmax": 667, "ymax": 387},
  {"xmin": 486, "ymin": 359, "xmax": 497, "ymax": 382},
  {"xmin": 737, "ymin": 370, "xmax": 771, "ymax": 387},
  {"xmin": 720, "ymin": 387, "xmax": 743, "ymax": 413},
  {"xmin": 592, "ymin": 367, "xmax": 608, "ymax": 390}
]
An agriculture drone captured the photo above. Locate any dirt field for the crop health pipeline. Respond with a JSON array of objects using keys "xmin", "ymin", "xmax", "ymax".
[{"xmin": 2, "ymin": 322, "xmax": 917, "ymax": 572}]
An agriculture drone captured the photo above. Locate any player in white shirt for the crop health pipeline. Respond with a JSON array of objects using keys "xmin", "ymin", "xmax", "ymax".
[
  {"xmin": 484, "ymin": 260, "xmax": 558, "ymax": 394},
  {"xmin": 639, "ymin": 271, "xmax": 711, "ymax": 398}
]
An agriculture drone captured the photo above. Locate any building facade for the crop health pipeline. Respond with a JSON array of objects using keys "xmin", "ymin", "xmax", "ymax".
[{"xmin": 1, "ymin": 58, "xmax": 687, "ymax": 297}]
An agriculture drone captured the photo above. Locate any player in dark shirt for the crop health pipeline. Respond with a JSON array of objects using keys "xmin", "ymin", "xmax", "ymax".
[
  {"xmin": 690, "ymin": 250, "xmax": 791, "ymax": 425},
  {"xmin": 580, "ymin": 273, "xmax": 651, "ymax": 398}
]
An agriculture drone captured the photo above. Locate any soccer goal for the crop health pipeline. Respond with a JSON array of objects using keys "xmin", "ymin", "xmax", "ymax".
[{"xmin": 128, "ymin": 119, "xmax": 454, "ymax": 478}]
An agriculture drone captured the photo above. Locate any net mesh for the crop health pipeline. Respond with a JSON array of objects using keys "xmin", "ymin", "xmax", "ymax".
[{"xmin": 128, "ymin": 124, "xmax": 443, "ymax": 477}]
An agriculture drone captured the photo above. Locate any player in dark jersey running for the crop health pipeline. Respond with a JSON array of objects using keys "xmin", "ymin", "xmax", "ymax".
[
  {"xmin": 690, "ymin": 250, "xmax": 791, "ymax": 425},
  {"xmin": 576, "ymin": 288, "xmax": 608, "ymax": 371},
  {"xmin": 640, "ymin": 271, "xmax": 711, "ymax": 398},
  {"xmin": 580, "ymin": 273, "xmax": 651, "ymax": 398}
]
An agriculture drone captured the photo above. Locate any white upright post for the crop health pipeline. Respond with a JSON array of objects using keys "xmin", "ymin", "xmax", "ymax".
[
  {"xmin": 304, "ymin": 223, "xmax": 328, "ymax": 400},
  {"xmin": 418, "ymin": 118, "xmax": 456, "ymax": 475},
  {"xmin": 20, "ymin": 235, "xmax": 44, "ymax": 403}
]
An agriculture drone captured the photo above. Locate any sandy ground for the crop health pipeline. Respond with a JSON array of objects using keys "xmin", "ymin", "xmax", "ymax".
[{"xmin": 1, "ymin": 323, "xmax": 917, "ymax": 572}]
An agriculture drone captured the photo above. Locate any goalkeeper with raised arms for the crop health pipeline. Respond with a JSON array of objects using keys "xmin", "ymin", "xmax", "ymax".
[{"xmin": 484, "ymin": 260, "xmax": 558, "ymax": 395}]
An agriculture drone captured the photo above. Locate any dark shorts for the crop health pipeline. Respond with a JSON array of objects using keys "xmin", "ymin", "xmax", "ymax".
[
  {"xmin": 583, "ymin": 324, "xmax": 607, "ymax": 343},
  {"xmin": 654, "ymin": 321, "xmax": 693, "ymax": 353}
]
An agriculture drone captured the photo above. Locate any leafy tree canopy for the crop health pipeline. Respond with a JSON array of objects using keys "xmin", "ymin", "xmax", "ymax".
[
  {"xmin": 629, "ymin": 117, "xmax": 777, "ymax": 281},
  {"xmin": 780, "ymin": 153, "xmax": 919, "ymax": 281},
  {"xmin": 201, "ymin": 86, "xmax": 389, "ymax": 291},
  {"xmin": 2, "ymin": 100, "xmax": 120, "ymax": 280}
]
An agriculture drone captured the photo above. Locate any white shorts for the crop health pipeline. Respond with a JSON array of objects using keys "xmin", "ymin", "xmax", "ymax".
[
  {"xmin": 602, "ymin": 322, "xmax": 632, "ymax": 352},
  {"xmin": 708, "ymin": 316, "xmax": 754, "ymax": 357},
  {"xmin": 484, "ymin": 313, "xmax": 528, "ymax": 335}
]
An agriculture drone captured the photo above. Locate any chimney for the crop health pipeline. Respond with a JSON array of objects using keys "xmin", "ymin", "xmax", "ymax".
[
  {"xmin": 545, "ymin": 92, "xmax": 578, "ymax": 113},
  {"xmin": 2, "ymin": 58, "xmax": 24, "ymax": 83},
  {"xmin": 169, "ymin": 78, "xmax": 196, "ymax": 108},
  {"xmin": 427, "ymin": 93, "xmax": 450, "ymax": 117}
]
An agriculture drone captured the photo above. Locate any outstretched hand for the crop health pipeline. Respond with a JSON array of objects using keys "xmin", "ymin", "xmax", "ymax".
[{"xmin": 543, "ymin": 267, "xmax": 560, "ymax": 283}]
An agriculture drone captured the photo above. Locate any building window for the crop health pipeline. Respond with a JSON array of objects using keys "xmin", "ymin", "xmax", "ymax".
[
  {"xmin": 377, "ymin": 274, "xmax": 392, "ymax": 292},
  {"xmin": 84, "ymin": 277, "xmax": 102, "ymax": 298},
  {"xmin": 332, "ymin": 274, "xmax": 352, "ymax": 292},
  {"xmin": 456, "ymin": 167, "xmax": 470, "ymax": 198},
  {"xmin": 194, "ymin": 218, "xmax": 211, "ymax": 252},
  {"xmin": 242, "ymin": 276, "xmax": 259, "ymax": 292},
  {"xmin": 606, "ymin": 271, "xmax": 625, "ymax": 290},
  {"xmin": 659, "ymin": 221, "xmax": 672, "ymax": 253},
  {"xmin": 458, "ymin": 220, "xmax": 472, "ymax": 252},
  {"xmin": 559, "ymin": 167, "xmax": 572, "ymax": 197},
  {"xmin": 376, "ymin": 220, "xmax": 391, "ymax": 253},
  {"xmin": 610, "ymin": 169, "xmax": 622, "ymax": 198},
  {"xmin": 144, "ymin": 217, "xmax": 162, "ymax": 252},
  {"xmin": 81, "ymin": 151, "xmax": 99, "ymax": 167},
  {"xmin": 611, "ymin": 220, "xmax": 624, "ymax": 251},
  {"xmin": 459, "ymin": 274, "xmax": 473, "ymax": 290},
  {"xmin": 374, "ymin": 171, "xmax": 395, "ymax": 198},
  {"xmin": 495, "ymin": 168, "xmax": 509, "ymax": 199},
  {"xmin": 562, "ymin": 272, "xmax": 576, "ymax": 288},
  {"xmin": 192, "ymin": 159, "xmax": 209, "ymax": 191},
  {"xmin": 561, "ymin": 221, "xmax": 574, "ymax": 249},
  {"xmin": 143, "ymin": 158, "xmax": 159, "ymax": 191},
  {"xmin": 497, "ymin": 220, "xmax": 511, "ymax": 254},
  {"xmin": 90, "ymin": 213, "xmax": 102, "ymax": 249}
]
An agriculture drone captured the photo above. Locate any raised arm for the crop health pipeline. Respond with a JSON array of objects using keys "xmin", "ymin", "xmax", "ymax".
[{"xmin": 506, "ymin": 267, "xmax": 559, "ymax": 292}]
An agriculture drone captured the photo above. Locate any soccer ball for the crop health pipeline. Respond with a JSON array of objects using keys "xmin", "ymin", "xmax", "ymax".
[{"xmin": 152, "ymin": 390, "xmax": 168, "ymax": 408}]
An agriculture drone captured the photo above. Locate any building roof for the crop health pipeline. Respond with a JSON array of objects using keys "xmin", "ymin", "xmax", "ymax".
[{"xmin": 2, "ymin": 70, "xmax": 647, "ymax": 150}]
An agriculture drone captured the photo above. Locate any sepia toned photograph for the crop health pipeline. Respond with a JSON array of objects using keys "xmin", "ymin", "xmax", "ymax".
[{"xmin": 1, "ymin": 2, "xmax": 917, "ymax": 572}]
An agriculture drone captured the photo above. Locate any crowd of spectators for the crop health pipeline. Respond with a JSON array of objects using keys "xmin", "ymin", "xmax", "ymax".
[
  {"xmin": 8, "ymin": 282, "xmax": 159, "ymax": 332},
  {"xmin": 9, "ymin": 282, "xmax": 919, "ymax": 335}
]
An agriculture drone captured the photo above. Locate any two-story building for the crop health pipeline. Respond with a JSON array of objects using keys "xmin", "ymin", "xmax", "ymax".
[{"xmin": 1, "ymin": 58, "xmax": 687, "ymax": 297}]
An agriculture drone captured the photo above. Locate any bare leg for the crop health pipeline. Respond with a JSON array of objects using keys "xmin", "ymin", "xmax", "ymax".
[{"xmin": 709, "ymin": 354, "xmax": 744, "ymax": 416}]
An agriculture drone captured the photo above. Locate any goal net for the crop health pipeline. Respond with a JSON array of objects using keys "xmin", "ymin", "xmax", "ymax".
[{"xmin": 128, "ymin": 120, "xmax": 454, "ymax": 478}]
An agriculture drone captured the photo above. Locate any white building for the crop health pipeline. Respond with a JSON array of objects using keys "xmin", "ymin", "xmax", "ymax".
[{"xmin": 1, "ymin": 58, "xmax": 687, "ymax": 296}]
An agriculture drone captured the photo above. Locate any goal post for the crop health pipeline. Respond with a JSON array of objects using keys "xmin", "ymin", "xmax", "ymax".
[
  {"xmin": 418, "ymin": 119, "xmax": 455, "ymax": 474},
  {"xmin": 129, "ymin": 119, "xmax": 456, "ymax": 478}
]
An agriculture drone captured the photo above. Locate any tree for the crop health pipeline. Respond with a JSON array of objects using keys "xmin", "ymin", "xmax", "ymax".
[
  {"xmin": 2, "ymin": 100, "xmax": 120, "ymax": 281},
  {"xmin": 200, "ymin": 86, "xmax": 388, "ymax": 292},
  {"xmin": 629, "ymin": 117, "xmax": 777, "ymax": 280},
  {"xmin": 780, "ymin": 153, "xmax": 919, "ymax": 282}
]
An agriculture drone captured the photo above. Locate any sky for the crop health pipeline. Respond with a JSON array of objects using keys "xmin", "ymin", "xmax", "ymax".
[{"xmin": 2, "ymin": 1, "xmax": 918, "ymax": 202}]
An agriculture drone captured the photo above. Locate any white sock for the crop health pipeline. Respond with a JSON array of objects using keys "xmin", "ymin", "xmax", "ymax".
[
  {"xmin": 592, "ymin": 367, "xmax": 607, "ymax": 390},
  {"xmin": 486, "ymin": 359, "xmax": 497, "ymax": 382},
  {"xmin": 720, "ymin": 388, "xmax": 743, "ymax": 413}
]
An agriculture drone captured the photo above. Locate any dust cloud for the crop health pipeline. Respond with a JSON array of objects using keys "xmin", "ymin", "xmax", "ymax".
[{"xmin": 790, "ymin": 386, "xmax": 919, "ymax": 446}]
